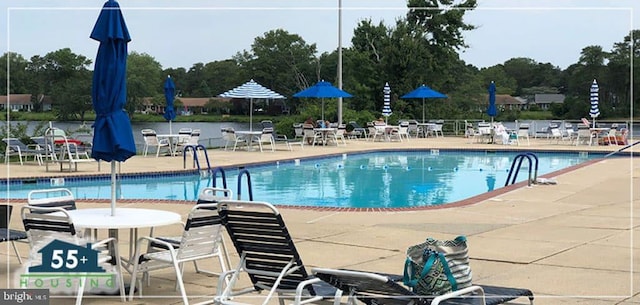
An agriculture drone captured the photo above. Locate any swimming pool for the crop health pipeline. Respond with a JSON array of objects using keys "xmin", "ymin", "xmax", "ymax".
[{"xmin": 4, "ymin": 150, "xmax": 603, "ymax": 208}]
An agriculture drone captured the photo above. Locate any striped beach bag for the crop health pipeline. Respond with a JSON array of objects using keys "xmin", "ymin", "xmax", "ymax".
[{"xmin": 403, "ymin": 236, "xmax": 472, "ymax": 296}]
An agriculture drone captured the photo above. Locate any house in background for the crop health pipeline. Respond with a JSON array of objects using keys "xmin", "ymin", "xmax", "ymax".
[
  {"xmin": 0, "ymin": 94, "xmax": 53, "ymax": 112},
  {"xmin": 533, "ymin": 94, "xmax": 565, "ymax": 110},
  {"xmin": 495, "ymin": 94, "xmax": 527, "ymax": 111}
]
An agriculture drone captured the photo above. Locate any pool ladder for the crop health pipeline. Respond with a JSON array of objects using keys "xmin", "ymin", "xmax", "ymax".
[
  {"xmin": 208, "ymin": 166, "xmax": 254, "ymax": 201},
  {"xmin": 183, "ymin": 145, "xmax": 211, "ymax": 172},
  {"xmin": 505, "ymin": 152, "xmax": 538, "ymax": 187}
]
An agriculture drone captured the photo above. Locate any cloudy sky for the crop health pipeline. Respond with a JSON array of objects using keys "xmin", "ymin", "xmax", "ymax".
[{"xmin": 2, "ymin": 0, "xmax": 636, "ymax": 70}]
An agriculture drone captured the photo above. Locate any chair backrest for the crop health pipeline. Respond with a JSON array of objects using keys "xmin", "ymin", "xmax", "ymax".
[
  {"xmin": 175, "ymin": 203, "xmax": 224, "ymax": 260},
  {"xmin": 197, "ymin": 187, "xmax": 232, "ymax": 204},
  {"xmin": 477, "ymin": 122, "xmax": 491, "ymax": 135},
  {"xmin": 293, "ymin": 124, "xmax": 303, "ymax": 137},
  {"xmin": 141, "ymin": 129, "xmax": 161, "ymax": 145},
  {"xmin": 261, "ymin": 120, "xmax": 274, "ymax": 129},
  {"xmin": 3, "ymin": 138, "xmax": 28, "ymax": 150},
  {"xmin": 217, "ymin": 200, "xmax": 314, "ymax": 293},
  {"xmin": 517, "ymin": 124, "xmax": 530, "ymax": 136},
  {"xmin": 187, "ymin": 129, "xmax": 200, "ymax": 145},
  {"xmin": 21, "ymin": 206, "xmax": 78, "ymax": 247},
  {"xmin": 27, "ymin": 188, "xmax": 77, "ymax": 211},
  {"xmin": 177, "ymin": 128, "xmax": 193, "ymax": 144},
  {"xmin": 303, "ymin": 124, "xmax": 316, "ymax": 137},
  {"xmin": 0, "ymin": 204, "xmax": 13, "ymax": 229}
]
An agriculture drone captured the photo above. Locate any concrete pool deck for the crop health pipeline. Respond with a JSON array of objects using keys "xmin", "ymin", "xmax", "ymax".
[{"xmin": 1, "ymin": 136, "xmax": 638, "ymax": 304}]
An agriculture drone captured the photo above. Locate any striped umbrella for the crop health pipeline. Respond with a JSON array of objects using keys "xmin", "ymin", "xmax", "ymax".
[
  {"xmin": 589, "ymin": 79, "xmax": 599, "ymax": 128},
  {"xmin": 218, "ymin": 79, "xmax": 285, "ymax": 131},
  {"xmin": 382, "ymin": 82, "xmax": 392, "ymax": 124}
]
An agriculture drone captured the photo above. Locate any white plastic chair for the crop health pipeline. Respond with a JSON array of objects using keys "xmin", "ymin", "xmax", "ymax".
[
  {"xmin": 129, "ymin": 203, "xmax": 229, "ymax": 304},
  {"xmin": 141, "ymin": 129, "xmax": 172, "ymax": 157}
]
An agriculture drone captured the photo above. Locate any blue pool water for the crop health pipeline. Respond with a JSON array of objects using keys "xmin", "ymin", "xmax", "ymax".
[{"xmin": 4, "ymin": 150, "xmax": 603, "ymax": 208}]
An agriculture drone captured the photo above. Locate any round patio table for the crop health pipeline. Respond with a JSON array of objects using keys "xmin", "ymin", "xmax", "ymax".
[{"xmin": 64, "ymin": 208, "xmax": 182, "ymax": 273}]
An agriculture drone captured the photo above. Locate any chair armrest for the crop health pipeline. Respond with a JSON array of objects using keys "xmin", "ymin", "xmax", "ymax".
[
  {"xmin": 293, "ymin": 277, "xmax": 337, "ymax": 305},
  {"xmin": 431, "ymin": 285, "xmax": 486, "ymax": 305}
]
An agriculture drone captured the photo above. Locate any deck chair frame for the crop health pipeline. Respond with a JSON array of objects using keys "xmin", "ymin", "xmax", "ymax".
[
  {"xmin": 312, "ymin": 268, "xmax": 534, "ymax": 305},
  {"xmin": 213, "ymin": 200, "xmax": 342, "ymax": 305}
]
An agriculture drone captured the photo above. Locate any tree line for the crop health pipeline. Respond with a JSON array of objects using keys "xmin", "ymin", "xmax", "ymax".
[{"xmin": 1, "ymin": 0, "xmax": 638, "ymax": 124}]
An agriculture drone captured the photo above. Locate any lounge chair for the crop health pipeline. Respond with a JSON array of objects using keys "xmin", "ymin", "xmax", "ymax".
[
  {"xmin": 2, "ymin": 137, "xmax": 45, "ymax": 165},
  {"xmin": 347, "ymin": 121, "xmax": 368, "ymax": 139},
  {"xmin": 313, "ymin": 268, "xmax": 534, "ymax": 305},
  {"xmin": 43, "ymin": 128, "xmax": 97, "ymax": 172},
  {"xmin": 0, "ymin": 204, "xmax": 28, "ymax": 264},
  {"xmin": 213, "ymin": 200, "xmax": 343, "ymax": 305}
]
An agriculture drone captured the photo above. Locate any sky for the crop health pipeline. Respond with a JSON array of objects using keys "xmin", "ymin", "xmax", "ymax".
[{"xmin": 1, "ymin": 0, "xmax": 637, "ymax": 71}]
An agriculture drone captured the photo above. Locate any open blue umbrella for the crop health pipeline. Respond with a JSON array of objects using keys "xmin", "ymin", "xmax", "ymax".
[
  {"xmin": 293, "ymin": 80, "xmax": 353, "ymax": 121},
  {"xmin": 163, "ymin": 75, "xmax": 176, "ymax": 134},
  {"xmin": 218, "ymin": 79, "xmax": 285, "ymax": 131},
  {"xmin": 589, "ymin": 79, "xmax": 599, "ymax": 128},
  {"xmin": 400, "ymin": 84, "xmax": 447, "ymax": 123},
  {"xmin": 382, "ymin": 82, "xmax": 392, "ymax": 124},
  {"xmin": 90, "ymin": 0, "xmax": 135, "ymax": 216}
]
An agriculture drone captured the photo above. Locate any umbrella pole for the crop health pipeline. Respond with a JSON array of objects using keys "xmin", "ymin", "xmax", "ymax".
[
  {"xmin": 111, "ymin": 161, "xmax": 116, "ymax": 216},
  {"xmin": 322, "ymin": 99, "xmax": 325, "ymax": 121},
  {"xmin": 169, "ymin": 120, "xmax": 173, "ymax": 135},
  {"xmin": 249, "ymin": 98, "xmax": 253, "ymax": 132},
  {"xmin": 422, "ymin": 99, "xmax": 425, "ymax": 123}
]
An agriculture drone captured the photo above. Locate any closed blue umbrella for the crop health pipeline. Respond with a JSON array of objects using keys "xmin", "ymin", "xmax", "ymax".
[
  {"xmin": 382, "ymin": 82, "xmax": 392, "ymax": 124},
  {"xmin": 400, "ymin": 84, "xmax": 447, "ymax": 123},
  {"xmin": 163, "ymin": 75, "xmax": 176, "ymax": 134},
  {"xmin": 589, "ymin": 79, "xmax": 599, "ymax": 128},
  {"xmin": 90, "ymin": 0, "xmax": 135, "ymax": 216},
  {"xmin": 487, "ymin": 81, "xmax": 497, "ymax": 118},
  {"xmin": 293, "ymin": 80, "xmax": 353, "ymax": 121},
  {"xmin": 218, "ymin": 79, "xmax": 286, "ymax": 131}
]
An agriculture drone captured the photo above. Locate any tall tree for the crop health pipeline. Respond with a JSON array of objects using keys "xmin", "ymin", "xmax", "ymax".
[
  {"xmin": 126, "ymin": 52, "xmax": 163, "ymax": 117},
  {"xmin": 237, "ymin": 29, "xmax": 318, "ymax": 96},
  {"xmin": 0, "ymin": 52, "xmax": 29, "ymax": 95},
  {"xmin": 31, "ymin": 48, "xmax": 93, "ymax": 120}
]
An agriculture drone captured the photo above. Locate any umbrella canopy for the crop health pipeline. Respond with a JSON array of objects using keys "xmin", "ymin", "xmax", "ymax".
[
  {"xmin": 218, "ymin": 79, "xmax": 285, "ymax": 131},
  {"xmin": 293, "ymin": 80, "xmax": 353, "ymax": 121},
  {"xmin": 400, "ymin": 84, "xmax": 447, "ymax": 123},
  {"xmin": 90, "ymin": 0, "xmax": 135, "ymax": 216},
  {"xmin": 589, "ymin": 79, "xmax": 600, "ymax": 128},
  {"xmin": 382, "ymin": 82, "xmax": 392, "ymax": 124},
  {"xmin": 487, "ymin": 81, "xmax": 497, "ymax": 119},
  {"xmin": 163, "ymin": 75, "xmax": 176, "ymax": 134}
]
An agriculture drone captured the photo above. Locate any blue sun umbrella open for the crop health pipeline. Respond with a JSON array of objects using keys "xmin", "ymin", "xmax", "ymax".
[
  {"xmin": 293, "ymin": 80, "xmax": 353, "ymax": 121},
  {"xmin": 90, "ymin": 0, "xmax": 135, "ymax": 216},
  {"xmin": 400, "ymin": 84, "xmax": 447, "ymax": 123},
  {"xmin": 163, "ymin": 75, "xmax": 176, "ymax": 134}
]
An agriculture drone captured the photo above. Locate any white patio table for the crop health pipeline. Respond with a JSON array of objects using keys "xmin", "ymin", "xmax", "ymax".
[
  {"xmin": 63, "ymin": 208, "xmax": 182, "ymax": 273},
  {"xmin": 313, "ymin": 127, "xmax": 337, "ymax": 146},
  {"xmin": 235, "ymin": 130, "xmax": 263, "ymax": 151},
  {"xmin": 157, "ymin": 133, "xmax": 181, "ymax": 155}
]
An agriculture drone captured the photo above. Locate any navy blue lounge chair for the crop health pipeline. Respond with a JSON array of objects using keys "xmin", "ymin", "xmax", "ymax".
[{"xmin": 313, "ymin": 268, "xmax": 534, "ymax": 305}]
